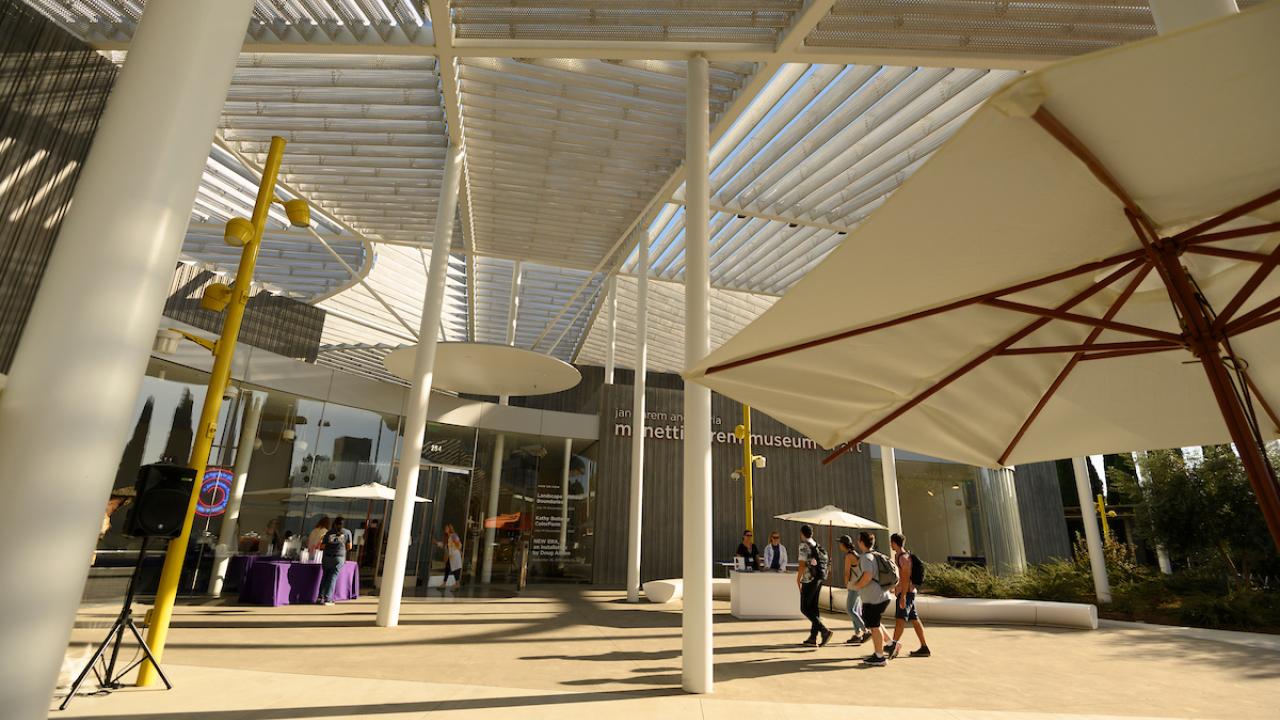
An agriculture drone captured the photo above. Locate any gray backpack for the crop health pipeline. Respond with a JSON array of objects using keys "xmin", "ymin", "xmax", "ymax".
[{"xmin": 871, "ymin": 551, "xmax": 900, "ymax": 589}]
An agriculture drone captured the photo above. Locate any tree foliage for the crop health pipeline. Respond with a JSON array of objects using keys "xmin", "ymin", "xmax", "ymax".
[{"xmin": 1115, "ymin": 447, "xmax": 1280, "ymax": 581}]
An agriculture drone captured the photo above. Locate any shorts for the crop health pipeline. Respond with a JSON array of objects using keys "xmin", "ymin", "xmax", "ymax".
[
  {"xmin": 860, "ymin": 599, "xmax": 890, "ymax": 629},
  {"xmin": 895, "ymin": 591, "xmax": 919, "ymax": 621}
]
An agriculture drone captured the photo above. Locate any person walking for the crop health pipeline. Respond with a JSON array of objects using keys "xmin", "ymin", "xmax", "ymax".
[
  {"xmin": 852, "ymin": 531, "xmax": 892, "ymax": 665},
  {"xmin": 838, "ymin": 535, "xmax": 870, "ymax": 645},
  {"xmin": 885, "ymin": 532, "xmax": 932, "ymax": 658},
  {"xmin": 437, "ymin": 523, "xmax": 463, "ymax": 588},
  {"xmin": 318, "ymin": 516, "xmax": 352, "ymax": 605},
  {"xmin": 795, "ymin": 524, "xmax": 832, "ymax": 647}
]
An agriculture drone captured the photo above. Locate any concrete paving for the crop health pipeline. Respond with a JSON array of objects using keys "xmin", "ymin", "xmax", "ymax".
[{"xmin": 56, "ymin": 587, "xmax": 1280, "ymax": 719}]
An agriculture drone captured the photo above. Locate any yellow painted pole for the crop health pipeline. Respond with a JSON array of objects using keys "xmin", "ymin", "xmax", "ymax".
[
  {"xmin": 138, "ymin": 136, "xmax": 288, "ymax": 686},
  {"xmin": 742, "ymin": 405, "xmax": 753, "ymax": 536},
  {"xmin": 1096, "ymin": 494, "xmax": 1112, "ymax": 544}
]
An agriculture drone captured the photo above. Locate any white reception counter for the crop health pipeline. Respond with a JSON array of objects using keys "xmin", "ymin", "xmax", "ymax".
[{"xmin": 729, "ymin": 570, "xmax": 802, "ymax": 619}]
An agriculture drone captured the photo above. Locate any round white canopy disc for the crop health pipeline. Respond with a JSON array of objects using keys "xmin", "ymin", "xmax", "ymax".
[{"xmin": 383, "ymin": 342, "xmax": 582, "ymax": 396}]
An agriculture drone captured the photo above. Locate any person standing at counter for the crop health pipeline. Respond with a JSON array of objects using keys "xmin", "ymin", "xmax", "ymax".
[
  {"xmin": 307, "ymin": 516, "xmax": 331, "ymax": 552},
  {"xmin": 795, "ymin": 525, "xmax": 832, "ymax": 647},
  {"xmin": 838, "ymin": 535, "xmax": 870, "ymax": 645},
  {"xmin": 735, "ymin": 530, "xmax": 760, "ymax": 570},
  {"xmin": 763, "ymin": 531, "xmax": 787, "ymax": 571},
  {"xmin": 318, "ymin": 517, "xmax": 352, "ymax": 606}
]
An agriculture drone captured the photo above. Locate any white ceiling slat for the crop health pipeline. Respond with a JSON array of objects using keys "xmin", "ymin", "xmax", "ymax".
[{"xmin": 18, "ymin": 0, "xmax": 1227, "ymax": 384}]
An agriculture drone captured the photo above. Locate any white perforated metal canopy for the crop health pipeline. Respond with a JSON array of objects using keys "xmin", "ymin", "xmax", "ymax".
[{"xmin": 18, "ymin": 0, "xmax": 1233, "ymax": 382}]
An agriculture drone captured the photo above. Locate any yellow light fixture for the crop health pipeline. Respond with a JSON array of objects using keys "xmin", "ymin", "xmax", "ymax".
[
  {"xmin": 200, "ymin": 282, "xmax": 232, "ymax": 313},
  {"xmin": 223, "ymin": 217, "xmax": 254, "ymax": 247},
  {"xmin": 281, "ymin": 197, "xmax": 310, "ymax": 227}
]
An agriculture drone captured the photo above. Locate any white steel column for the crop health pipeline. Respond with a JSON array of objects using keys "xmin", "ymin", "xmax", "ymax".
[
  {"xmin": 880, "ymin": 446, "xmax": 902, "ymax": 535},
  {"xmin": 604, "ymin": 275, "xmax": 617, "ymax": 384},
  {"xmin": 0, "ymin": 1, "xmax": 254, "ymax": 716},
  {"xmin": 481, "ymin": 261, "xmax": 520, "ymax": 583},
  {"xmin": 377, "ymin": 145, "xmax": 464, "ymax": 627},
  {"xmin": 1148, "ymin": 0, "xmax": 1238, "ymax": 33},
  {"xmin": 1071, "ymin": 457, "xmax": 1112, "ymax": 604},
  {"xmin": 211, "ymin": 391, "xmax": 266, "ymax": 597},
  {"xmin": 682, "ymin": 53, "xmax": 713, "ymax": 695},
  {"xmin": 559, "ymin": 437, "xmax": 573, "ymax": 555},
  {"xmin": 627, "ymin": 233, "xmax": 649, "ymax": 603}
]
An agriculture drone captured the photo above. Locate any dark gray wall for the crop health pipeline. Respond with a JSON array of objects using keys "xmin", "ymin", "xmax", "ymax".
[
  {"xmin": 592, "ymin": 382, "xmax": 876, "ymax": 585},
  {"xmin": 1014, "ymin": 461, "xmax": 1072, "ymax": 564},
  {"xmin": 0, "ymin": 0, "xmax": 117, "ymax": 371}
]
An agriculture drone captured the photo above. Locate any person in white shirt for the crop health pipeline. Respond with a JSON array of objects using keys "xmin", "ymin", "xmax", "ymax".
[{"xmin": 763, "ymin": 530, "xmax": 788, "ymax": 572}]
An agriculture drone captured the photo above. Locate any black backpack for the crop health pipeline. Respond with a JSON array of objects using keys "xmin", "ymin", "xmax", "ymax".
[
  {"xmin": 808, "ymin": 540, "xmax": 829, "ymax": 581},
  {"xmin": 907, "ymin": 552, "xmax": 926, "ymax": 587}
]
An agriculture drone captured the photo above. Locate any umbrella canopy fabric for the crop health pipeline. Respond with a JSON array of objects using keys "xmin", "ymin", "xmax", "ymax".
[
  {"xmin": 774, "ymin": 505, "xmax": 885, "ymax": 530},
  {"xmin": 308, "ymin": 482, "xmax": 429, "ymax": 503},
  {"xmin": 687, "ymin": 5, "xmax": 1280, "ymax": 472}
]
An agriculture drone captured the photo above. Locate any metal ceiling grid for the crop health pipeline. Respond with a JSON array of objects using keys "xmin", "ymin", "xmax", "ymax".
[
  {"xmin": 450, "ymin": 0, "xmax": 803, "ymax": 44},
  {"xmin": 622, "ymin": 61, "xmax": 1020, "ymax": 295},
  {"xmin": 471, "ymin": 256, "xmax": 519, "ymax": 345},
  {"xmin": 315, "ymin": 343, "xmax": 410, "ymax": 386},
  {"xmin": 576, "ymin": 272, "xmax": 775, "ymax": 374},
  {"xmin": 318, "ymin": 244, "xmax": 470, "ymax": 346},
  {"xmin": 806, "ymin": 0, "xmax": 1265, "ymax": 59},
  {"xmin": 515, "ymin": 261, "xmax": 603, "ymax": 360},
  {"xmin": 456, "ymin": 56, "xmax": 755, "ymax": 269},
  {"xmin": 22, "ymin": 0, "xmax": 431, "ymax": 46},
  {"xmin": 220, "ymin": 53, "xmax": 450, "ymax": 250},
  {"xmin": 182, "ymin": 145, "xmax": 365, "ymax": 300}
]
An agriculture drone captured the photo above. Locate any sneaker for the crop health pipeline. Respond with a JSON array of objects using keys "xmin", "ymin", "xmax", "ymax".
[
  {"xmin": 801, "ymin": 636, "xmax": 818, "ymax": 646},
  {"xmin": 819, "ymin": 629, "xmax": 833, "ymax": 647},
  {"xmin": 845, "ymin": 633, "xmax": 866, "ymax": 645},
  {"xmin": 323, "ymin": 601, "xmax": 335, "ymax": 606},
  {"xmin": 887, "ymin": 641, "xmax": 901, "ymax": 659},
  {"xmin": 863, "ymin": 654, "xmax": 887, "ymax": 666},
  {"xmin": 910, "ymin": 646, "xmax": 932, "ymax": 658}
]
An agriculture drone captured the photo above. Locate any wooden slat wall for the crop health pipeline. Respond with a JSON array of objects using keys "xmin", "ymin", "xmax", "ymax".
[
  {"xmin": 592, "ymin": 383, "xmax": 876, "ymax": 585},
  {"xmin": 1014, "ymin": 461, "xmax": 1072, "ymax": 564}
]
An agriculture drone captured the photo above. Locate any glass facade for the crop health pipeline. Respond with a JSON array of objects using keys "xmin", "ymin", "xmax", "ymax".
[
  {"xmin": 92, "ymin": 357, "xmax": 598, "ymax": 599},
  {"xmin": 871, "ymin": 451, "xmax": 988, "ymax": 566}
]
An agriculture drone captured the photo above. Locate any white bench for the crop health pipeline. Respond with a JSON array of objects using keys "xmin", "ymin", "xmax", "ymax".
[
  {"xmin": 642, "ymin": 578, "xmax": 731, "ymax": 604},
  {"xmin": 828, "ymin": 588, "xmax": 1097, "ymax": 630}
]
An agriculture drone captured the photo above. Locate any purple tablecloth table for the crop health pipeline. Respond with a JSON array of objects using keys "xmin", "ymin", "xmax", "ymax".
[{"xmin": 238, "ymin": 560, "xmax": 359, "ymax": 606}]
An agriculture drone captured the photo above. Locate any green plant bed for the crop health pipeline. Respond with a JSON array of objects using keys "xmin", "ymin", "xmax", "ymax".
[{"xmin": 923, "ymin": 560, "xmax": 1280, "ymax": 634}]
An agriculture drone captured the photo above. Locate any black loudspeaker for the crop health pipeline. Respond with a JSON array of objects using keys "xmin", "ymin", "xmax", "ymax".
[{"xmin": 123, "ymin": 463, "xmax": 196, "ymax": 538}]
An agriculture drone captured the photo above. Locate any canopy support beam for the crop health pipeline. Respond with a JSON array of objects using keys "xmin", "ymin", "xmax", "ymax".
[
  {"xmin": 982, "ymin": 298, "xmax": 1181, "ymax": 343},
  {"xmin": 998, "ymin": 339, "xmax": 1179, "ymax": 356},
  {"xmin": 706, "ymin": 249, "xmax": 1144, "ymax": 375},
  {"xmin": 823, "ymin": 259, "xmax": 1145, "ymax": 464},
  {"xmin": 997, "ymin": 265, "xmax": 1153, "ymax": 465}
]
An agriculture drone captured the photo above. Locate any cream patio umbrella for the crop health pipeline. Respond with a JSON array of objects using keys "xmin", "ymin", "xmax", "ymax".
[
  {"xmin": 688, "ymin": 4, "xmax": 1280, "ymax": 549},
  {"xmin": 775, "ymin": 505, "xmax": 885, "ymax": 610},
  {"xmin": 308, "ymin": 482, "xmax": 429, "ymax": 564}
]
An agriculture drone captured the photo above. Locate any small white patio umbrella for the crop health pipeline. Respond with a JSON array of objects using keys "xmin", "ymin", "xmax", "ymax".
[
  {"xmin": 775, "ymin": 505, "xmax": 885, "ymax": 610},
  {"xmin": 309, "ymin": 483, "xmax": 429, "ymax": 564}
]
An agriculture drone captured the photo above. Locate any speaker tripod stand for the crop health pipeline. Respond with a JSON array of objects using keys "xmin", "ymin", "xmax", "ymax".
[{"xmin": 60, "ymin": 537, "xmax": 172, "ymax": 710}]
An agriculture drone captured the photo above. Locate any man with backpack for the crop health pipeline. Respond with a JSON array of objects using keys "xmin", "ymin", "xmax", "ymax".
[
  {"xmin": 886, "ymin": 532, "xmax": 931, "ymax": 658},
  {"xmin": 852, "ymin": 531, "xmax": 895, "ymax": 665},
  {"xmin": 795, "ymin": 525, "xmax": 832, "ymax": 646}
]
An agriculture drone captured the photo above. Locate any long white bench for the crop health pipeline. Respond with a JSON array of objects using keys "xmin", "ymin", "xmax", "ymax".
[
  {"xmin": 642, "ymin": 578, "xmax": 731, "ymax": 604},
  {"xmin": 825, "ymin": 588, "xmax": 1096, "ymax": 630},
  {"xmin": 644, "ymin": 580, "xmax": 1096, "ymax": 630}
]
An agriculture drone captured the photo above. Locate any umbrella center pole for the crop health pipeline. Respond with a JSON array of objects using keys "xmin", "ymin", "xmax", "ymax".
[{"xmin": 1148, "ymin": 240, "xmax": 1280, "ymax": 548}]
